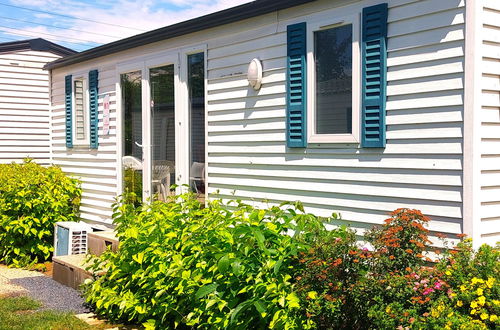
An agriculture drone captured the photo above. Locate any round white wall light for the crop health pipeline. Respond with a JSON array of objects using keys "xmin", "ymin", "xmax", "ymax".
[{"xmin": 247, "ymin": 58, "xmax": 263, "ymax": 90}]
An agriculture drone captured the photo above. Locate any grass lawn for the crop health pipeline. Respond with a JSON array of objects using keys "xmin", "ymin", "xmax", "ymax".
[{"xmin": 0, "ymin": 295, "xmax": 90, "ymax": 330}]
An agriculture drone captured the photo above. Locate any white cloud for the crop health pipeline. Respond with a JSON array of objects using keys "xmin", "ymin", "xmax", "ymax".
[
  {"xmin": 6, "ymin": 0, "xmax": 254, "ymax": 50},
  {"xmin": 33, "ymin": 13, "xmax": 55, "ymax": 19},
  {"xmin": 10, "ymin": 0, "xmax": 60, "ymax": 6}
]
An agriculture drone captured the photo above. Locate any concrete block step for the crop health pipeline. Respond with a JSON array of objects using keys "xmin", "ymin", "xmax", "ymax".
[
  {"xmin": 88, "ymin": 231, "xmax": 119, "ymax": 256},
  {"xmin": 52, "ymin": 254, "xmax": 100, "ymax": 290}
]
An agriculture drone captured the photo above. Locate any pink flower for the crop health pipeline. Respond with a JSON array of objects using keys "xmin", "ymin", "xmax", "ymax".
[
  {"xmin": 422, "ymin": 288, "xmax": 434, "ymax": 295},
  {"xmin": 362, "ymin": 247, "xmax": 368, "ymax": 251},
  {"xmin": 335, "ymin": 237, "xmax": 342, "ymax": 242},
  {"xmin": 447, "ymin": 289, "xmax": 454, "ymax": 298},
  {"xmin": 434, "ymin": 281, "xmax": 442, "ymax": 290}
]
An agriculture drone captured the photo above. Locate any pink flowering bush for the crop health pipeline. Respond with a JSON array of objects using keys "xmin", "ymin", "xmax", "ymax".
[
  {"xmin": 363, "ymin": 267, "xmax": 451, "ymax": 329},
  {"xmin": 293, "ymin": 209, "xmax": 500, "ymax": 329},
  {"xmin": 293, "ymin": 227, "xmax": 368, "ymax": 328}
]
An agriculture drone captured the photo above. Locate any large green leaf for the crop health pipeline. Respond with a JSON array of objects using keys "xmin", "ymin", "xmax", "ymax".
[
  {"xmin": 230, "ymin": 300, "xmax": 253, "ymax": 324},
  {"xmin": 195, "ymin": 283, "xmax": 218, "ymax": 299},
  {"xmin": 273, "ymin": 259, "xmax": 283, "ymax": 275},
  {"xmin": 217, "ymin": 255, "xmax": 231, "ymax": 273},
  {"xmin": 253, "ymin": 300, "xmax": 267, "ymax": 316}
]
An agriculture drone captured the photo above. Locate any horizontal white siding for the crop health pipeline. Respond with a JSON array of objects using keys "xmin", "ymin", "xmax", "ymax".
[
  {"xmin": 51, "ymin": 65, "xmax": 117, "ymax": 224},
  {"xmin": 206, "ymin": 0, "xmax": 465, "ymax": 236},
  {"xmin": 480, "ymin": 0, "xmax": 500, "ymax": 246},
  {"xmin": 50, "ymin": 0, "xmax": 467, "ymax": 239},
  {"xmin": 0, "ymin": 50, "xmax": 59, "ymax": 165}
]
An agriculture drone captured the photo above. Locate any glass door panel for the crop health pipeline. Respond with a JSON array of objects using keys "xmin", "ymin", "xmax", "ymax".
[
  {"xmin": 150, "ymin": 65, "xmax": 175, "ymax": 201},
  {"xmin": 121, "ymin": 71, "xmax": 143, "ymax": 203},
  {"xmin": 188, "ymin": 53, "xmax": 205, "ymax": 200}
]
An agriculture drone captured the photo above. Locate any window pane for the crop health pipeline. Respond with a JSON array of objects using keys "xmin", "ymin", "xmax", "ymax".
[
  {"xmin": 188, "ymin": 53, "xmax": 205, "ymax": 197},
  {"xmin": 121, "ymin": 71, "xmax": 142, "ymax": 202},
  {"xmin": 315, "ymin": 24, "xmax": 352, "ymax": 134},
  {"xmin": 150, "ymin": 65, "xmax": 175, "ymax": 201}
]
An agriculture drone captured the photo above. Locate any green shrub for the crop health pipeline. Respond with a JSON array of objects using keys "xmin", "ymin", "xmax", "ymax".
[
  {"xmin": 358, "ymin": 209, "xmax": 441, "ymax": 329},
  {"xmin": 293, "ymin": 208, "xmax": 500, "ymax": 329},
  {"xmin": 85, "ymin": 194, "xmax": 329, "ymax": 329},
  {"xmin": 293, "ymin": 227, "xmax": 369, "ymax": 329},
  {"xmin": 366, "ymin": 208, "xmax": 431, "ymax": 272},
  {"xmin": 85, "ymin": 199, "xmax": 500, "ymax": 329},
  {"xmin": 386, "ymin": 240, "xmax": 500, "ymax": 329},
  {"xmin": 438, "ymin": 239, "xmax": 500, "ymax": 288},
  {"xmin": 293, "ymin": 208, "xmax": 433, "ymax": 329},
  {"xmin": 122, "ymin": 168, "xmax": 142, "ymax": 206},
  {"xmin": 361, "ymin": 266, "xmax": 452, "ymax": 329},
  {"xmin": 435, "ymin": 240, "xmax": 500, "ymax": 329},
  {"xmin": 0, "ymin": 160, "xmax": 81, "ymax": 267}
]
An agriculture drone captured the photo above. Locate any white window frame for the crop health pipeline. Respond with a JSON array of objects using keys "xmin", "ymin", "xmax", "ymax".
[
  {"xmin": 179, "ymin": 44, "xmax": 208, "ymax": 198},
  {"xmin": 115, "ymin": 52, "xmax": 179, "ymax": 202},
  {"xmin": 307, "ymin": 13, "xmax": 361, "ymax": 144},
  {"xmin": 114, "ymin": 46, "xmax": 207, "ymax": 202},
  {"xmin": 145, "ymin": 54, "xmax": 179, "ymax": 199},
  {"xmin": 116, "ymin": 62, "xmax": 145, "ymax": 201},
  {"xmin": 71, "ymin": 74, "xmax": 90, "ymax": 146}
]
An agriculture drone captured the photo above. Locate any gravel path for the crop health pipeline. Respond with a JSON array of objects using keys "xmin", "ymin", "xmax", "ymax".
[{"xmin": 0, "ymin": 265, "xmax": 89, "ymax": 314}]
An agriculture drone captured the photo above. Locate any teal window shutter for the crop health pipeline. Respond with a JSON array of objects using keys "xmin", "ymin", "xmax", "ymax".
[
  {"xmin": 361, "ymin": 3, "xmax": 388, "ymax": 148},
  {"xmin": 89, "ymin": 69, "xmax": 99, "ymax": 149},
  {"xmin": 286, "ymin": 22, "xmax": 307, "ymax": 148},
  {"xmin": 65, "ymin": 74, "xmax": 73, "ymax": 148}
]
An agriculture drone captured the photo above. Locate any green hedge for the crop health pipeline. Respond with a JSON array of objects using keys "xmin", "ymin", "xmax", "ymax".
[
  {"xmin": 294, "ymin": 209, "xmax": 499, "ymax": 329},
  {"xmin": 85, "ymin": 198, "xmax": 499, "ymax": 329},
  {"xmin": 85, "ymin": 195, "xmax": 334, "ymax": 329},
  {"xmin": 0, "ymin": 160, "xmax": 81, "ymax": 267}
]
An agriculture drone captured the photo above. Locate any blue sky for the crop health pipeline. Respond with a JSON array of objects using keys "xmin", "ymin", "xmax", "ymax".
[{"xmin": 0, "ymin": 0, "xmax": 253, "ymax": 52}]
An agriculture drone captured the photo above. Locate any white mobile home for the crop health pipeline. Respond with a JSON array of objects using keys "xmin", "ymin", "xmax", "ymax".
[
  {"xmin": 45, "ymin": 0, "xmax": 500, "ymax": 246},
  {"xmin": 0, "ymin": 38, "xmax": 75, "ymax": 165}
]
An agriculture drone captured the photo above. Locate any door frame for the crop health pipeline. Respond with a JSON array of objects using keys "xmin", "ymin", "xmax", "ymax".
[
  {"xmin": 145, "ymin": 54, "xmax": 179, "ymax": 200},
  {"xmin": 116, "ymin": 52, "xmax": 179, "ymax": 202},
  {"xmin": 178, "ymin": 44, "xmax": 208, "ymax": 196},
  {"xmin": 116, "ymin": 61, "xmax": 144, "ymax": 202}
]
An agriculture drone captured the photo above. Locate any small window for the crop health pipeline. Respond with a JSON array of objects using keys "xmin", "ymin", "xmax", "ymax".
[
  {"xmin": 307, "ymin": 15, "xmax": 360, "ymax": 144},
  {"xmin": 315, "ymin": 25, "xmax": 352, "ymax": 134},
  {"xmin": 73, "ymin": 77, "xmax": 89, "ymax": 145},
  {"xmin": 188, "ymin": 52, "xmax": 205, "ymax": 199}
]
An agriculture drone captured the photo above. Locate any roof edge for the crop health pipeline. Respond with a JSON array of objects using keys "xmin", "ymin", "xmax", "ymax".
[
  {"xmin": 0, "ymin": 38, "xmax": 76, "ymax": 57},
  {"xmin": 45, "ymin": 0, "xmax": 315, "ymax": 70}
]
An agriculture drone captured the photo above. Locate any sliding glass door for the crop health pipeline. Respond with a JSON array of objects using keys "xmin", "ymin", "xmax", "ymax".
[
  {"xmin": 119, "ymin": 49, "xmax": 206, "ymax": 203},
  {"xmin": 188, "ymin": 52, "xmax": 205, "ymax": 199},
  {"xmin": 121, "ymin": 71, "xmax": 143, "ymax": 203},
  {"xmin": 150, "ymin": 65, "xmax": 175, "ymax": 201}
]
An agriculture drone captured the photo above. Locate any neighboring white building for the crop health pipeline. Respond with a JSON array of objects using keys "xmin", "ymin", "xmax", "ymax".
[
  {"xmin": 0, "ymin": 38, "xmax": 75, "ymax": 165},
  {"xmin": 44, "ymin": 0, "xmax": 500, "ymax": 246}
]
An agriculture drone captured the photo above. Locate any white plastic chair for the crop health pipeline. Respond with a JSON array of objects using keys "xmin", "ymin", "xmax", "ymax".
[
  {"xmin": 152, "ymin": 160, "xmax": 174, "ymax": 201},
  {"xmin": 122, "ymin": 155, "xmax": 142, "ymax": 170},
  {"xmin": 190, "ymin": 162, "xmax": 205, "ymax": 194}
]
